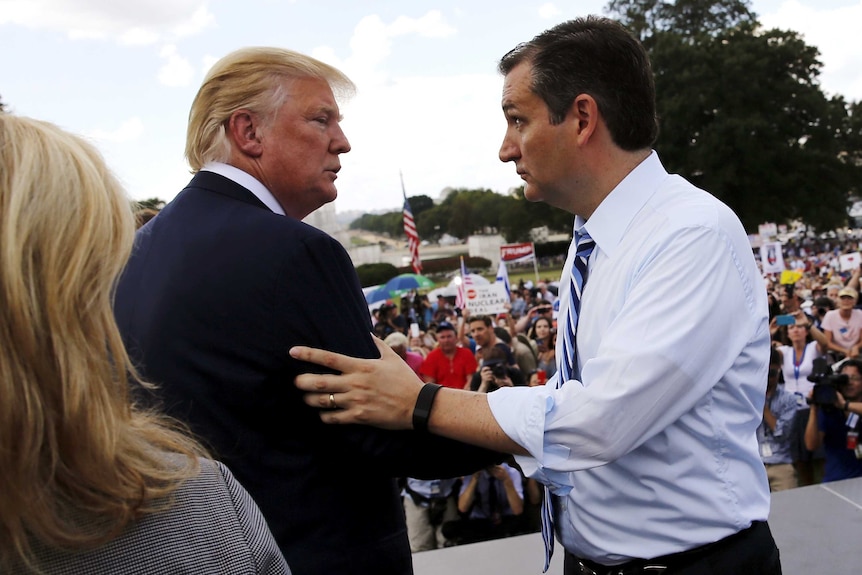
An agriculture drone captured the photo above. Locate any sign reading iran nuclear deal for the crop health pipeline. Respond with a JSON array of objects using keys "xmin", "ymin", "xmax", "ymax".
[
  {"xmin": 500, "ymin": 242, "xmax": 536, "ymax": 263},
  {"xmin": 465, "ymin": 283, "xmax": 510, "ymax": 315}
]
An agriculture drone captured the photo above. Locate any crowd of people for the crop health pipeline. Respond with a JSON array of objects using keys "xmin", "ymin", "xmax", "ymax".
[
  {"xmin": 370, "ymin": 284, "xmax": 563, "ymax": 551},
  {"xmin": 757, "ymin": 235, "xmax": 862, "ymax": 492}
]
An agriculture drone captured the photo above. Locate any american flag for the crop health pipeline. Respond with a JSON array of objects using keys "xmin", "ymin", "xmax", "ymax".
[
  {"xmin": 455, "ymin": 256, "xmax": 472, "ymax": 310},
  {"xmin": 401, "ymin": 173, "xmax": 422, "ymax": 274}
]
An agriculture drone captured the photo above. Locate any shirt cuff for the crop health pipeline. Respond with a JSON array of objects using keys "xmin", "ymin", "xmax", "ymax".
[{"xmin": 487, "ymin": 386, "xmax": 574, "ymax": 495}]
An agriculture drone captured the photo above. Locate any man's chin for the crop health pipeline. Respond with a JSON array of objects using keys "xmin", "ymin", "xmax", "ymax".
[
  {"xmin": 523, "ymin": 184, "xmax": 543, "ymax": 203},
  {"xmin": 316, "ymin": 186, "xmax": 338, "ymax": 207}
]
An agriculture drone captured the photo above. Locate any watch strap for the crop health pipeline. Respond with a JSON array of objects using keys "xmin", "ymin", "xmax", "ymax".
[{"xmin": 412, "ymin": 383, "xmax": 442, "ymax": 432}]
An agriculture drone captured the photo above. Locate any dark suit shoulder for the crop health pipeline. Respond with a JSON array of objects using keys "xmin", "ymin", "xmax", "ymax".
[{"xmin": 168, "ymin": 172, "xmax": 345, "ymax": 255}]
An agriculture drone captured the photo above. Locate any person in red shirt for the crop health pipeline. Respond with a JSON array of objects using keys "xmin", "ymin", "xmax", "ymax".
[{"xmin": 420, "ymin": 322, "xmax": 478, "ymax": 389}]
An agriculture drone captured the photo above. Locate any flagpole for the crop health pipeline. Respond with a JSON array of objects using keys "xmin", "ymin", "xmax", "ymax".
[{"xmin": 532, "ymin": 241, "xmax": 540, "ymax": 284}]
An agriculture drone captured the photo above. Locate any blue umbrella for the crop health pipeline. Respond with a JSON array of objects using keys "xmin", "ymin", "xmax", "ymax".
[
  {"xmin": 381, "ymin": 273, "xmax": 436, "ymax": 296},
  {"xmin": 365, "ymin": 287, "xmax": 392, "ymax": 305}
]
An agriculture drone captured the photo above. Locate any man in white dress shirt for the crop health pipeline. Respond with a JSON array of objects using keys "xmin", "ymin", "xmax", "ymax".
[{"xmin": 293, "ymin": 16, "xmax": 780, "ymax": 575}]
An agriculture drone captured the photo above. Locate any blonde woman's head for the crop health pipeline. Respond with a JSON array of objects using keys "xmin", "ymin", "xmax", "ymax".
[
  {"xmin": 0, "ymin": 113, "xmax": 135, "ymax": 407},
  {"xmin": 0, "ymin": 114, "xmax": 201, "ymax": 571}
]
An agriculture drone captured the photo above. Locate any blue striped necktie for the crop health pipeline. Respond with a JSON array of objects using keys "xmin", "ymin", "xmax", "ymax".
[{"xmin": 540, "ymin": 229, "xmax": 595, "ymax": 572}]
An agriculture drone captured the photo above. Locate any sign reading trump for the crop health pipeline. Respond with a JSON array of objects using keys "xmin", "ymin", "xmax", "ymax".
[{"xmin": 500, "ymin": 242, "xmax": 535, "ymax": 263}]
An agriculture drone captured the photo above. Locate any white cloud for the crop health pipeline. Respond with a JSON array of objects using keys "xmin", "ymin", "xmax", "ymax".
[
  {"xmin": 120, "ymin": 28, "xmax": 162, "ymax": 46},
  {"xmin": 389, "ymin": 10, "xmax": 456, "ymax": 38},
  {"xmin": 158, "ymin": 44, "xmax": 195, "ymax": 87},
  {"xmin": 86, "ymin": 117, "xmax": 144, "ymax": 144},
  {"xmin": 538, "ymin": 3, "xmax": 561, "ymax": 19},
  {"xmin": 0, "ymin": 0, "xmax": 214, "ymax": 45},
  {"xmin": 315, "ymin": 11, "xmax": 457, "ymax": 90},
  {"xmin": 305, "ymin": 10, "xmax": 516, "ymax": 211},
  {"xmin": 759, "ymin": 0, "xmax": 862, "ymax": 101},
  {"xmin": 335, "ymin": 70, "xmax": 512, "ymax": 211},
  {"xmin": 172, "ymin": 4, "xmax": 216, "ymax": 39}
]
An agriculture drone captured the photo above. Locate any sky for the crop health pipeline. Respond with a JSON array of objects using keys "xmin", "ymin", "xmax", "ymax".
[{"xmin": 2, "ymin": 0, "xmax": 861, "ymax": 216}]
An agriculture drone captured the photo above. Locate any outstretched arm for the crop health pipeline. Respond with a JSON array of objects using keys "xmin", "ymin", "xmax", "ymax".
[{"xmin": 291, "ymin": 338, "xmax": 526, "ymax": 455}]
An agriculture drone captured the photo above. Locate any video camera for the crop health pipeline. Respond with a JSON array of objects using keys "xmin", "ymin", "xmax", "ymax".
[
  {"xmin": 483, "ymin": 359, "xmax": 507, "ymax": 379},
  {"xmin": 807, "ymin": 357, "xmax": 848, "ymax": 407}
]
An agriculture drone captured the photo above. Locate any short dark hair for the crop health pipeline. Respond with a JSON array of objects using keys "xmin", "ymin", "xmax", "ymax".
[
  {"xmin": 469, "ymin": 315, "xmax": 493, "ymax": 328},
  {"xmin": 498, "ymin": 16, "xmax": 658, "ymax": 151},
  {"xmin": 841, "ymin": 358, "xmax": 862, "ymax": 375},
  {"xmin": 493, "ymin": 326, "xmax": 512, "ymax": 345}
]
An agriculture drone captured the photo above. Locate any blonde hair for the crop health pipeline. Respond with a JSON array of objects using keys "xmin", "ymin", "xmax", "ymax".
[
  {"xmin": 0, "ymin": 115, "xmax": 205, "ymax": 571},
  {"xmin": 185, "ymin": 46, "xmax": 355, "ymax": 171}
]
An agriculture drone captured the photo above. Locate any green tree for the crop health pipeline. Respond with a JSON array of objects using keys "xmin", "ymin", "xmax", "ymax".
[
  {"xmin": 352, "ymin": 187, "xmax": 574, "ymax": 242},
  {"xmin": 607, "ymin": 0, "xmax": 755, "ymax": 43},
  {"xmin": 408, "ymin": 194, "xmax": 434, "ymax": 217},
  {"xmin": 355, "ymin": 262, "xmax": 399, "ymax": 287},
  {"xmin": 135, "ymin": 197, "xmax": 166, "ymax": 210},
  {"xmin": 607, "ymin": 0, "xmax": 862, "ymax": 231},
  {"xmin": 447, "ymin": 195, "xmax": 476, "ymax": 238},
  {"xmin": 416, "ymin": 203, "xmax": 452, "ymax": 241},
  {"xmin": 500, "ymin": 187, "xmax": 573, "ymax": 242}
]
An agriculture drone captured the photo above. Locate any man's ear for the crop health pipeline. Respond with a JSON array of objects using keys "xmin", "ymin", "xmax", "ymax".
[
  {"xmin": 570, "ymin": 94, "xmax": 599, "ymax": 144},
  {"xmin": 227, "ymin": 110, "xmax": 264, "ymax": 157}
]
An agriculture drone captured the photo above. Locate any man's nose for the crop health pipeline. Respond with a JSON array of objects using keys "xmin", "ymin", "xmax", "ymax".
[
  {"xmin": 332, "ymin": 124, "xmax": 351, "ymax": 154},
  {"xmin": 499, "ymin": 133, "xmax": 518, "ymax": 163}
]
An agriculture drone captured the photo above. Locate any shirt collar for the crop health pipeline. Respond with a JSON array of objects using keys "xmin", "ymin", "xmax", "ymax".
[
  {"xmin": 200, "ymin": 162, "xmax": 285, "ymax": 216},
  {"xmin": 576, "ymin": 150, "xmax": 667, "ymax": 258}
]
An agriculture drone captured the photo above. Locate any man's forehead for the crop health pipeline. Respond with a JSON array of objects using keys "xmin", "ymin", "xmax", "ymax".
[
  {"xmin": 501, "ymin": 62, "xmax": 533, "ymax": 108},
  {"xmin": 283, "ymin": 77, "xmax": 340, "ymax": 110}
]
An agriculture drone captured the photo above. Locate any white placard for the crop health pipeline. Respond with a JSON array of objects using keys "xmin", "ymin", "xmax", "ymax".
[
  {"xmin": 465, "ymin": 283, "xmax": 510, "ymax": 315},
  {"xmin": 840, "ymin": 252, "xmax": 862, "ymax": 271},
  {"xmin": 760, "ymin": 242, "xmax": 785, "ymax": 274}
]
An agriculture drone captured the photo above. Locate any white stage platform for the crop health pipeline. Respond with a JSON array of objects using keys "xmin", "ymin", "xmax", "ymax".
[{"xmin": 413, "ymin": 478, "xmax": 862, "ymax": 575}]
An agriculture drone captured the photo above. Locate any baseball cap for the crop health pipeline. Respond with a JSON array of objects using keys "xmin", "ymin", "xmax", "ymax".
[
  {"xmin": 839, "ymin": 286, "xmax": 858, "ymax": 299},
  {"xmin": 437, "ymin": 321, "xmax": 456, "ymax": 333}
]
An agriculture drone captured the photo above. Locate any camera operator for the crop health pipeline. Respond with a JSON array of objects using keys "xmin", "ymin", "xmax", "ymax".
[
  {"xmin": 470, "ymin": 346, "xmax": 525, "ymax": 392},
  {"xmin": 804, "ymin": 358, "xmax": 862, "ymax": 482}
]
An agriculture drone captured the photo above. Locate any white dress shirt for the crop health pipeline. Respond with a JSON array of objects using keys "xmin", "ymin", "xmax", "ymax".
[
  {"xmin": 488, "ymin": 151, "xmax": 771, "ymax": 564},
  {"xmin": 201, "ymin": 162, "xmax": 285, "ymax": 215}
]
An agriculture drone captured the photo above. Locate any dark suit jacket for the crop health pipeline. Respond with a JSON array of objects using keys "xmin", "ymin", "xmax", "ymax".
[{"xmin": 115, "ymin": 172, "xmax": 497, "ymax": 575}]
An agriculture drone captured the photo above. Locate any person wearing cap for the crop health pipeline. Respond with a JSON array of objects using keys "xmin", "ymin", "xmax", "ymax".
[
  {"xmin": 419, "ymin": 321, "xmax": 478, "ymax": 390},
  {"xmin": 820, "ymin": 286, "xmax": 862, "ymax": 359}
]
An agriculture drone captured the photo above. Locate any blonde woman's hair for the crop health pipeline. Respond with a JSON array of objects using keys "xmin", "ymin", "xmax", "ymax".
[
  {"xmin": 0, "ymin": 115, "xmax": 205, "ymax": 572},
  {"xmin": 185, "ymin": 46, "xmax": 356, "ymax": 171}
]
